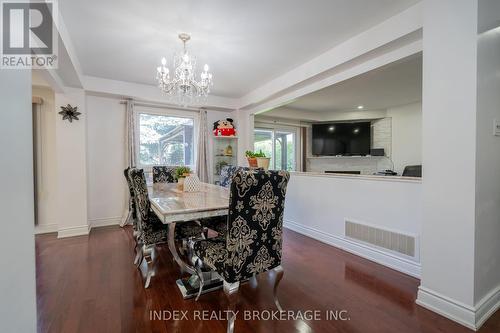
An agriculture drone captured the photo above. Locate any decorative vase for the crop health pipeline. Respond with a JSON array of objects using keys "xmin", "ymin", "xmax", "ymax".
[
  {"xmin": 176, "ymin": 173, "xmax": 190, "ymax": 190},
  {"xmin": 256, "ymin": 157, "xmax": 271, "ymax": 170},
  {"xmin": 184, "ymin": 174, "xmax": 201, "ymax": 192},
  {"xmin": 247, "ymin": 157, "xmax": 258, "ymax": 168}
]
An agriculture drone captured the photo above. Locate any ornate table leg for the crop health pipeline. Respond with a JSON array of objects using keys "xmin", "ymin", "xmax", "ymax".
[
  {"xmin": 168, "ymin": 221, "xmax": 224, "ymax": 299},
  {"xmin": 167, "ymin": 222, "xmax": 195, "ymax": 275}
]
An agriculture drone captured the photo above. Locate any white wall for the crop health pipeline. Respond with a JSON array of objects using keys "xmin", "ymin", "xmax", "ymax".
[
  {"xmin": 284, "ymin": 173, "xmax": 422, "ymax": 277},
  {"xmin": 55, "ymin": 89, "xmax": 90, "ymax": 238},
  {"xmin": 417, "ymin": 0, "xmax": 478, "ymax": 327},
  {"xmin": 86, "ymin": 95, "xmax": 127, "ymax": 227},
  {"xmin": 474, "ymin": 3, "xmax": 500, "ymax": 305},
  {"xmin": 387, "ymin": 102, "xmax": 422, "ymax": 174},
  {"xmin": 0, "ymin": 70, "xmax": 36, "ymax": 332},
  {"xmin": 32, "ymin": 86, "xmax": 58, "ymax": 233}
]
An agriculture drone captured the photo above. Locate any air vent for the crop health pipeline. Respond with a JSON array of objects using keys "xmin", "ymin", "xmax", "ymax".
[{"xmin": 345, "ymin": 220, "xmax": 415, "ymax": 257}]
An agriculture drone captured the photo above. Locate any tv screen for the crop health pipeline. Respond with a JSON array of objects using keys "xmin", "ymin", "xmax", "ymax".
[{"xmin": 312, "ymin": 122, "xmax": 371, "ymax": 156}]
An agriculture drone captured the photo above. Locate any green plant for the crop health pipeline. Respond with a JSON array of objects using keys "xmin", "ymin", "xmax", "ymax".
[
  {"xmin": 254, "ymin": 150, "xmax": 266, "ymax": 158},
  {"xmin": 175, "ymin": 166, "xmax": 191, "ymax": 179},
  {"xmin": 245, "ymin": 150, "xmax": 256, "ymax": 158},
  {"xmin": 246, "ymin": 150, "xmax": 266, "ymax": 158}
]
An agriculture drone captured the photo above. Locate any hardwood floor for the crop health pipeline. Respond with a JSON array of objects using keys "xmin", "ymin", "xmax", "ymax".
[{"xmin": 36, "ymin": 226, "xmax": 500, "ymax": 333}]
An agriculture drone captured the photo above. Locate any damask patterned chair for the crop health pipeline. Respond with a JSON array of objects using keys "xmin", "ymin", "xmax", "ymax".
[
  {"xmin": 192, "ymin": 170, "xmax": 290, "ymax": 333},
  {"xmin": 127, "ymin": 168, "xmax": 204, "ymax": 288},
  {"xmin": 123, "ymin": 167, "xmax": 142, "ymax": 266},
  {"xmin": 152, "ymin": 166, "xmax": 177, "ymax": 183}
]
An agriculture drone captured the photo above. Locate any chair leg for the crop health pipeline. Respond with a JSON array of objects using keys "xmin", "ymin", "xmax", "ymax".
[
  {"xmin": 134, "ymin": 243, "xmax": 143, "ymax": 267},
  {"xmin": 194, "ymin": 258, "xmax": 205, "ymax": 301},
  {"xmin": 223, "ymin": 281, "xmax": 240, "ymax": 333},
  {"xmin": 250, "ymin": 273, "xmax": 258, "ymax": 287},
  {"xmin": 142, "ymin": 245, "xmax": 156, "ymax": 289},
  {"xmin": 273, "ymin": 265, "xmax": 284, "ymax": 311}
]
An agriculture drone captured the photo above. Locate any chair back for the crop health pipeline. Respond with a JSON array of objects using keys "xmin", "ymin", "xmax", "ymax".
[
  {"xmin": 123, "ymin": 167, "xmax": 137, "ymax": 225},
  {"xmin": 223, "ymin": 170, "xmax": 290, "ymax": 283},
  {"xmin": 220, "ymin": 165, "xmax": 261, "ymax": 188},
  {"xmin": 127, "ymin": 168, "xmax": 151, "ymax": 226},
  {"xmin": 152, "ymin": 166, "xmax": 178, "ymax": 183},
  {"xmin": 402, "ymin": 165, "xmax": 422, "ymax": 177}
]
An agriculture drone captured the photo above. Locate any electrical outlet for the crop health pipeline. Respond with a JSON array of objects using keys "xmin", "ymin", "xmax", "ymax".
[{"xmin": 495, "ymin": 119, "xmax": 500, "ymax": 136}]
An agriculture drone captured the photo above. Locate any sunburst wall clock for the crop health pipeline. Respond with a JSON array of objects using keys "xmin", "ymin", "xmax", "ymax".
[{"xmin": 59, "ymin": 104, "xmax": 81, "ymax": 123}]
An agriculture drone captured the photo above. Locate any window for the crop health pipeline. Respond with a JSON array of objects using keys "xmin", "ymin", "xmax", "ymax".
[
  {"xmin": 254, "ymin": 127, "xmax": 297, "ymax": 171},
  {"xmin": 138, "ymin": 112, "xmax": 195, "ymax": 168}
]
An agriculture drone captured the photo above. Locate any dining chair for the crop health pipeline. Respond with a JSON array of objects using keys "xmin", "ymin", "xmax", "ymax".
[
  {"xmin": 152, "ymin": 165, "xmax": 178, "ymax": 183},
  {"xmin": 127, "ymin": 168, "xmax": 204, "ymax": 288},
  {"xmin": 123, "ymin": 167, "xmax": 142, "ymax": 266},
  {"xmin": 192, "ymin": 170, "xmax": 290, "ymax": 333}
]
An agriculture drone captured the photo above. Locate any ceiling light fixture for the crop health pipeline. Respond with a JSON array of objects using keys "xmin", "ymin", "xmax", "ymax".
[
  {"xmin": 357, "ymin": 105, "xmax": 364, "ymax": 109},
  {"xmin": 156, "ymin": 33, "xmax": 213, "ymax": 106}
]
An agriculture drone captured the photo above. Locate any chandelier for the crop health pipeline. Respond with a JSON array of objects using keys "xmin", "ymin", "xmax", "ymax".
[{"xmin": 156, "ymin": 33, "xmax": 213, "ymax": 106}]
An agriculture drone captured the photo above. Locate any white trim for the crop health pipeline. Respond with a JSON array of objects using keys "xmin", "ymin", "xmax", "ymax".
[
  {"xmin": 57, "ymin": 225, "xmax": 90, "ymax": 238},
  {"xmin": 416, "ymin": 285, "xmax": 500, "ymax": 331},
  {"xmin": 88, "ymin": 216, "xmax": 122, "ymax": 229},
  {"xmin": 416, "ymin": 287, "xmax": 476, "ymax": 330},
  {"xmin": 284, "ymin": 219, "xmax": 420, "ymax": 278},
  {"xmin": 34, "ymin": 223, "xmax": 58, "ymax": 235},
  {"xmin": 475, "ymin": 285, "xmax": 500, "ymax": 330}
]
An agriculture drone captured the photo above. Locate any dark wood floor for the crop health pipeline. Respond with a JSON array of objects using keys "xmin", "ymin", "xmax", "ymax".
[{"xmin": 36, "ymin": 226, "xmax": 500, "ymax": 333}]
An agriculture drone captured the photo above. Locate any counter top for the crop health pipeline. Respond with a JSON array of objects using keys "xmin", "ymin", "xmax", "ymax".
[{"xmin": 290, "ymin": 171, "xmax": 422, "ymax": 183}]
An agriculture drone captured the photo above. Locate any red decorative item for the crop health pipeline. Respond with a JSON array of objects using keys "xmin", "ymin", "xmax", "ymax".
[{"xmin": 213, "ymin": 118, "xmax": 237, "ymax": 136}]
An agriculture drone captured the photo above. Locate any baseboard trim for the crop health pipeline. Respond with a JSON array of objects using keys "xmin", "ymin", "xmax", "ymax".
[
  {"xmin": 475, "ymin": 285, "xmax": 500, "ymax": 330},
  {"xmin": 34, "ymin": 223, "xmax": 58, "ymax": 234},
  {"xmin": 57, "ymin": 225, "xmax": 90, "ymax": 238},
  {"xmin": 416, "ymin": 285, "xmax": 500, "ymax": 331},
  {"xmin": 284, "ymin": 219, "xmax": 421, "ymax": 278},
  {"xmin": 89, "ymin": 216, "xmax": 122, "ymax": 229},
  {"xmin": 417, "ymin": 287, "xmax": 476, "ymax": 330}
]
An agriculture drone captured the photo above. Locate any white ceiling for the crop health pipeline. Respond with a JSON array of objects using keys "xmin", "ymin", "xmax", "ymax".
[
  {"xmin": 277, "ymin": 53, "xmax": 422, "ymax": 113},
  {"xmin": 59, "ymin": 0, "xmax": 419, "ymax": 98}
]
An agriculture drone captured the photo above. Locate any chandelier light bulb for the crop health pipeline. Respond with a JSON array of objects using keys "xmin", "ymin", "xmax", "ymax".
[
  {"xmin": 157, "ymin": 66, "xmax": 161, "ymax": 73},
  {"xmin": 204, "ymin": 64, "xmax": 209, "ymax": 72},
  {"xmin": 161, "ymin": 57, "xmax": 166, "ymax": 65}
]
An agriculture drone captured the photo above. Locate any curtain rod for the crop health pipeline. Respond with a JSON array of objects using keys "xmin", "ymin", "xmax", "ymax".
[{"xmin": 119, "ymin": 99, "xmax": 203, "ymax": 113}]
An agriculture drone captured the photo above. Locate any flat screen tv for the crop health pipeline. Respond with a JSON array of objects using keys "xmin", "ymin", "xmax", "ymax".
[{"xmin": 312, "ymin": 122, "xmax": 371, "ymax": 156}]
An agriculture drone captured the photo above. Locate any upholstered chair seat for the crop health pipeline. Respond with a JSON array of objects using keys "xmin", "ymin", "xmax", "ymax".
[
  {"xmin": 140, "ymin": 212, "xmax": 203, "ymax": 245},
  {"xmin": 193, "ymin": 238, "xmax": 227, "ymax": 272}
]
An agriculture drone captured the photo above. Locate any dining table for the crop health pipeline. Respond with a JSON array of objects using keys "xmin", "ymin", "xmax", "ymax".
[{"xmin": 148, "ymin": 181, "xmax": 230, "ymax": 298}]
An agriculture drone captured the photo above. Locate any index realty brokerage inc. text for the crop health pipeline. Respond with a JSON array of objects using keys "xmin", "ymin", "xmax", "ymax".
[{"xmin": 150, "ymin": 310, "xmax": 351, "ymax": 321}]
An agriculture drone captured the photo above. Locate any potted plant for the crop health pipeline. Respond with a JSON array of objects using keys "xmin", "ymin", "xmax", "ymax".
[
  {"xmin": 245, "ymin": 150, "xmax": 258, "ymax": 168},
  {"xmin": 255, "ymin": 150, "xmax": 271, "ymax": 170},
  {"xmin": 175, "ymin": 166, "xmax": 191, "ymax": 190}
]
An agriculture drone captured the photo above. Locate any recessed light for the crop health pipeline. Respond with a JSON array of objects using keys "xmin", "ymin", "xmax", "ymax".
[{"xmin": 357, "ymin": 105, "xmax": 364, "ymax": 109}]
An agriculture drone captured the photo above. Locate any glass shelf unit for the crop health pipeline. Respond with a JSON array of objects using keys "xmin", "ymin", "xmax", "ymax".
[{"xmin": 212, "ymin": 136, "xmax": 238, "ymax": 185}]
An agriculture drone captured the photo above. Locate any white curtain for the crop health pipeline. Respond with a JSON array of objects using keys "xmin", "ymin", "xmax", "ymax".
[
  {"xmin": 196, "ymin": 109, "xmax": 209, "ymax": 182},
  {"xmin": 125, "ymin": 99, "xmax": 136, "ymax": 167},
  {"xmin": 121, "ymin": 99, "xmax": 136, "ymax": 226}
]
